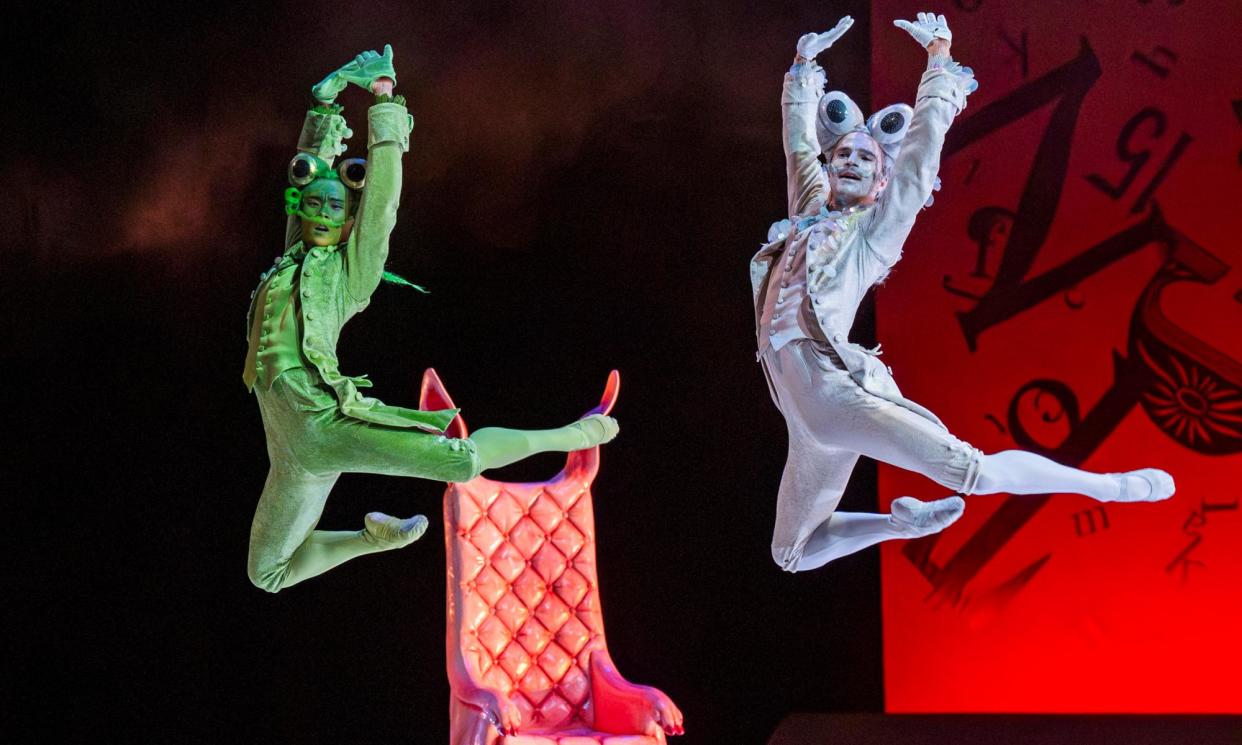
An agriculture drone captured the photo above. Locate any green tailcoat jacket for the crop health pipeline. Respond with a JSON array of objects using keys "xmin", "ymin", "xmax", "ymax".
[{"xmin": 244, "ymin": 102, "xmax": 457, "ymax": 433}]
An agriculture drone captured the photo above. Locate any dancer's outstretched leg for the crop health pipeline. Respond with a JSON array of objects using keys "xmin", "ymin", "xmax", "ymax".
[
  {"xmin": 247, "ymin": 459, "xmax": 439, "ymax": 592},
  {"xmin": 816, "ymin": 385, "xmax": 1176, "ymax": 504},
  {"xmin": 764, "ymin": 345, "xmax": 974, "ymax": 572},
  {"xmin": 275, "ymin": 513, "xmax": 429, "ymax": 590},
  {"xmin": 785, "ymin": 496, "xmax": 965, "ymax": 572},
  {"xmin": 470, "ymin": 414, "xmax": 619, "ymax": 471},
  {"xmin": 974, "ymin": 450, "xmax": 1174, "ymax": 503},
  {"xmin": 273, "ymin": 415, "xmax": 621, "ymax": 588},
  {"xmin": 250, "ymin": 389, "xmax": 619, "ymax": 592}
]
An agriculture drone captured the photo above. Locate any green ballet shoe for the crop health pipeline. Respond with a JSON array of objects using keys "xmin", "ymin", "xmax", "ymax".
[{"xmin": 363, "ymin": 512, "xmax": 430, "ymax": 548}]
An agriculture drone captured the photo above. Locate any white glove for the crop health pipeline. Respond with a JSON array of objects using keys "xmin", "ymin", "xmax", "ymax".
[
  {"xmin": 893, "ymin": 11, "xmax": 952, "ymax": 47},
  {"xmin": 796, "ymin": 15, "xmax": 854, "ymax": 60}
]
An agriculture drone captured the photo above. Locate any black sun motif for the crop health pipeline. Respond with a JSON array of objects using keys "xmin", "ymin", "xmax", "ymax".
[{"xmin": 1137, "ymin": 340, "xmax": 1242, "ymax": 454}]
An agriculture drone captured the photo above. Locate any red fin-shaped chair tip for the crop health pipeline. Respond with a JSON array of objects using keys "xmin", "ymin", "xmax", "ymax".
[
  {"xmin": 419, "ymin": 368, "xmax": 468, "ymax": 439},
  {"xmin": 566, "ymin": 370, "xmax": 620, "ymax": 479},
  {"xmin": 584, "ymin": 369, "xmax": 620, "ymax": 417}
]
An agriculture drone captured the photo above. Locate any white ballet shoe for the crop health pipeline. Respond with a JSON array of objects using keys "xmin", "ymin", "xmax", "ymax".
[
  {"xmin": 1106, "ymin": 468, "xmax": 1175, "ymax": 503},
  {"xmin": 889, "ymin": 495, "xmax": 966, "ymax": 537},
  {"xmin": 363, "ymin": 512, "xmax": 430, "ymax": 548}
]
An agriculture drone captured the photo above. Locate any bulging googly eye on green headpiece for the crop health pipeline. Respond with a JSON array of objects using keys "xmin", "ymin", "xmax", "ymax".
[
  {"xmin": 284, "ymin": 153, "xmax": 368, "ymax": 226},
  {"xmin": 287, "ymin": 153, "xmax": 368, "ymax": 190}
]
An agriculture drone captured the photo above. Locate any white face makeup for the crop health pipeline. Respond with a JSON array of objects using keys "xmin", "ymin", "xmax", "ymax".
[{"xmin": 826, "ymin": 131, "xmax": 887, "ymax": 209}]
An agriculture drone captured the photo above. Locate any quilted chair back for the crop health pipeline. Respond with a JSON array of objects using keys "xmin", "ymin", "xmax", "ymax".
[{"xmin": 421, "ymin": 370, "xmax": 620, "ymax": 743}]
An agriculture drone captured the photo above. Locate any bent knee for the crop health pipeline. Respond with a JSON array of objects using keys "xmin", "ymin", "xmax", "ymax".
[
  {"xmin": 247, "ymin": 558, "xmax": 289, "ymax": 594},
  {"xmin": 771, "ymin": 544, "xmax": 803, "ymax": 573},
  {"xmin": 919, "ymin": 439, "xmax": 984, "ymax": 496},
  {"xmin": 459, "ymin": 449, "xmax": 485, "ymax": 482},
  {"xmin": 452, "ymin": 438, "xmax": 485, "ymax": 482}
]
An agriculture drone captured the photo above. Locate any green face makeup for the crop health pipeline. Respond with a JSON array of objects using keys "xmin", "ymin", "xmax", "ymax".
[
  {"xmin": 293, "ymin": 179, "xmax": 351, "ymax": 246},
  {"xmin": 286, "ymin": 185, "xmax": 348, "ymax": 228}
]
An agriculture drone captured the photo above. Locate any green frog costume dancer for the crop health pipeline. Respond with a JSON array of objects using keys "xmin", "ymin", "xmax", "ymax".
[{"xmin": 244, "ymin": 46, "xmax": 618, "ymax": 593}]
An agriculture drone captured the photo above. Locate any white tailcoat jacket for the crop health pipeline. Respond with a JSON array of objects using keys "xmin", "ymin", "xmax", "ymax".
[{"xmin": 750, "ymin": 57, "xmax": 973, "ymax": 429}]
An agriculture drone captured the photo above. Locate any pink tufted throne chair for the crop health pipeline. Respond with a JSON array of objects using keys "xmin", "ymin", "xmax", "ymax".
[{"xmin": 419, "ymin": 370, "xmax": 683, "ymax": 745}]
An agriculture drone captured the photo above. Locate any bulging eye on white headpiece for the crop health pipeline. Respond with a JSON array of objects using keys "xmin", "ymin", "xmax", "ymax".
[
  {"xmin": 866, "ymin": 103, "xmax": 913, "ymax": 164},
  {"xmin": 815, "ymin": 91, "xmax": 865, "ymax": 151},
  {"xmin": 816, "ymin": 91, "xmax": 914, "ymax": 163},
  {"xmin": 816, "ymin": 94, "xmax": 939, "ymax": 207}
]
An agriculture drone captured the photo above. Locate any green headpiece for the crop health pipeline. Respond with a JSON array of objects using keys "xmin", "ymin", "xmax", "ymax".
[
  {"xmin": 284, "ymin": 153, "xmax": 367, "ymax": 227},
  {"xmin": 280, "ymin": 150, "xmax": 426, "ymax": 293}
]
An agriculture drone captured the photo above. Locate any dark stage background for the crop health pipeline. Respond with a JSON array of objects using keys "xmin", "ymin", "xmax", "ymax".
[{"xmin": 5, "ymin": 2, "xmax": 1236, "ymax": 744}]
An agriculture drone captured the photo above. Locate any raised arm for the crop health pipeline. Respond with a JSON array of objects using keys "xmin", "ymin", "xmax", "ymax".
[
  {"xmin": 336, "ymin": 46, "xmax": 415, "ymax": 302},
  {"xmin": 783, "ymin": 16, "xmax": 853, "ymax": 219},
  {"xmin": 277, "ymin": 52, "xmax": 391, "ymax": 249},
  {"xmin": 283, "ymin": 105, "xmax": 353, "ymax": 249},
  {"xmin": 865, "ymin": 12, "xmax": 975, "ymax": 265}
]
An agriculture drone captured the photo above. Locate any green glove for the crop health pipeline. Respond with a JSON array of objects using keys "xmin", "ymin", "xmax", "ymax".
[
  {"xmin": 339, "ymin": 44, "xmax": 396, "ymax": 91},
  {"xmin": 311, "ymin": 46, "xmax": 397, "ymax": 103},
  {"xmin": 311, "ymin": 71, "xmax": 349, "ymax": 103}
]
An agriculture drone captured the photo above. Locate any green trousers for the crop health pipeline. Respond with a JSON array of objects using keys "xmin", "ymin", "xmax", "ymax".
[{"xmin": 248, "ymin": 368, "xmax": 482, "ymax": 592}]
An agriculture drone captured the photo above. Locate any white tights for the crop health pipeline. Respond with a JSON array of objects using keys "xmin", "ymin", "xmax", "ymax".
[{"xmin": 785, "ymin": 449, "xmax": 1130, "ymax": 571}]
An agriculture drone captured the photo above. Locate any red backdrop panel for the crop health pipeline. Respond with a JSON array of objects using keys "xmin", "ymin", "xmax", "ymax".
[{"xmin": 871, "ymin": 0, "xmax": 1242, "ymax": 713}]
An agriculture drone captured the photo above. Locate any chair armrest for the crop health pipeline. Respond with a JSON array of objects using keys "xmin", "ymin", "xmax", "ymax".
[
  {"xmin": 588, "ymin": 649, "xmax": 683, "ymax": 737},
  {"xmin": 447, "ymin": 652, "xmax": 522, "ymax": 734}
]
